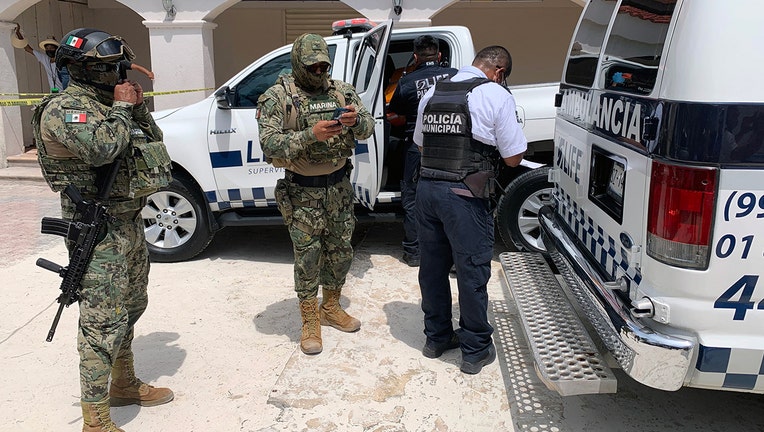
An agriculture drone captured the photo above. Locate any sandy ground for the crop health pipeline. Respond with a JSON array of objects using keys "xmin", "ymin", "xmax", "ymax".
[
  {"xmin": 4, "ymin": 177, "xmax": 764, "ymax": 432},
  {"xmin": 0, "ymin": 179, "xmax": 513, "ymax": 431}
]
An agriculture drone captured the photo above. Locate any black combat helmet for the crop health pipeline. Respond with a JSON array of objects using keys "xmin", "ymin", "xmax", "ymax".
[
  {"xmin": 56, "ymin": 28, "xmax": 136, "ymax": 91},
  {"xmin": 56, "ymin": 28, "xmax": 135, "ymax": 69}
]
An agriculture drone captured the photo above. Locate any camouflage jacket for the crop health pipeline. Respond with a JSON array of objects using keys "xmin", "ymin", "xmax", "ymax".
[
  {"xmin": 32, "ymin": 82, "xmax": 171, "ymax": 216},
  {"xmin": 257, "ymin": 75, "xmax": 374, "ymax": 173}
]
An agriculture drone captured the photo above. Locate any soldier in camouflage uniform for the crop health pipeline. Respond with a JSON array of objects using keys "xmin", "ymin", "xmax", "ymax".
[
  {"xmin": 31, "ymin": 28, "xmax": 174, "ymax": 432},
  {"xmin": 257, "ymin": 33, "xmax": 374, "ymax": 355}
]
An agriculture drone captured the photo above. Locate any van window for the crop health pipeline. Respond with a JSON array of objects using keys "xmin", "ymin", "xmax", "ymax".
[
  {"xmin": 600, "ymin": 0, "xmax": 677, "ymax": 95},
  {"xmin": 234, "ymin": 45, "xmax": 338, "ymax": 108},
  {"xmin": 564, "ymin": 0, "xmax": 618, "ymax": 87}
]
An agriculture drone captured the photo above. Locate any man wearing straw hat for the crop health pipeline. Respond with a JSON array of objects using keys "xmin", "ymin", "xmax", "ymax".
[{"xmin": 12, "ymin": 23, "xmax": 64, "ymax": 92}]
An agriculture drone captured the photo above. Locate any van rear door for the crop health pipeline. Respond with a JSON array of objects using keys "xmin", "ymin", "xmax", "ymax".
[
  {"xmin": 349, "ymin": 20, "xmax": 393, "ymax": 210},
  {"xmin": 557, "ymin": 0, "xmax": 677, "ymax": 280}
]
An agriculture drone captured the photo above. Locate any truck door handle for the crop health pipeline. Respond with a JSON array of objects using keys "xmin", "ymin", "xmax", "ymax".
[{"xmin": 554, "ymin": 92, "xmax": 563, "ymax": 108}]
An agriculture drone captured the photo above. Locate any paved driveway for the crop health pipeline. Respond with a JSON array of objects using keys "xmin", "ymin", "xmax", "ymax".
[{"xmin": 1, "ymin": 178, "xmax": 762, "ymax": 432}]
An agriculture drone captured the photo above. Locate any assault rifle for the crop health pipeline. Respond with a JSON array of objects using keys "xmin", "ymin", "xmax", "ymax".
[{"xmin": 37, "ymin": 160, "xmax": 121, "ymax": 342}]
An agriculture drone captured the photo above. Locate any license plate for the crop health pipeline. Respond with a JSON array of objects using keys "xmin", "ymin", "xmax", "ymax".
[
  {"xmin": 606, "ymin": 162, "xmax": 625, "ymax": 202},
  {"xmin": 589, "ymin": 146, "xmax": 626, "ymax": 223}
]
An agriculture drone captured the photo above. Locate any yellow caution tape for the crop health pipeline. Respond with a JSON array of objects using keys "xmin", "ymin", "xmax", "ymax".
[
  {"xmin": 145, "ymin": 87, "xmax": 213, "ymax": 97},
  {"xmin": 0, "ymin": 92, "xmax": 50, "ymax": 97},
  {"xmin": 0, "ymin": 87, "xmax": 214, "ymax": 107},
  {"xmin": 0, "ymin": 98, "xmax": 41, "ymax": 106}
]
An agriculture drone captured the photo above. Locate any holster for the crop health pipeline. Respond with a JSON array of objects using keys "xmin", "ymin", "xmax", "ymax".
[
  {"xmin": 274, "ymin": 178, "xmax": 293, "ymax": 225},
  {"xmin": 463, "ymin": 171, "xmax": 495, "ymax": 200}
]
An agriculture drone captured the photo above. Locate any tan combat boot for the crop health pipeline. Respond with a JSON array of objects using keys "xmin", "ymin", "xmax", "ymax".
[
  {"xmin": 109, "ymin": 354, "xmax": 174, "ymax": 407},
  {"xmin": 81, "ymin": 397, "xmax": 124, "ymax": 432},
  {"xmin": 300, "ymin": 297, "xmax": 322, "ymax": 354},
  {"xmin": 320, "ymin": 288, "xmax": 361, "ymax": 332}
]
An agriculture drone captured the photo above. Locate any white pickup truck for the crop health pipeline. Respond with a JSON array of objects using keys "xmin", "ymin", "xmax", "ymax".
[{"xmin": 146, "ymin": 20, "xmax": 559, "ymax": 262}]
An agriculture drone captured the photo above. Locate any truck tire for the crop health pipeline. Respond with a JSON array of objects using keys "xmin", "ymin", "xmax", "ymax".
[
  {"xmin": 496, "ymin": 167, "xmax": 552, "ymax": 253},
  {"xmin": 142, "ymin": 173, "xmax": 214, "ymax": 262}
]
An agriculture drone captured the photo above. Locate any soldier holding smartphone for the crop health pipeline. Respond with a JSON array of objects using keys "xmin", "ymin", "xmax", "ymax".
[{"xmin": 257, "ymin": 34, "xmax": 374, "ymax": 355}]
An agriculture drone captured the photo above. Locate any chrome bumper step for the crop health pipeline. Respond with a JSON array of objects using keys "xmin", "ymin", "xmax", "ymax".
[{"xmin": 499, "ymin": 251, "xmax": 617, "ymax": 396}]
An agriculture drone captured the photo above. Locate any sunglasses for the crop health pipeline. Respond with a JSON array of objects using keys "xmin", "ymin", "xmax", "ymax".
[
  {"xmin": 83, "ymin": 36, "xmax": 135, "ymax": 63},
  {"xmin": 305, "ymin": 63, "xmax": 331, "ymax": 74}
]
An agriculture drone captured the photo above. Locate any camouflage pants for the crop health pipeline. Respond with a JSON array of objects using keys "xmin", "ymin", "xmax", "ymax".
[
  {"xmin": 285, "ymin": 176, "xmax": 355, "ymax": 300},
  {"xmin": 73, "ymin": 212, "xmax": 149, "ymax": 402}
]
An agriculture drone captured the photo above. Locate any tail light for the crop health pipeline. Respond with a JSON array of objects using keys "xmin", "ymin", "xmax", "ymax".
[{"xmin": 646, "ymin": 160, "xmax": 717, "ymax": 269}]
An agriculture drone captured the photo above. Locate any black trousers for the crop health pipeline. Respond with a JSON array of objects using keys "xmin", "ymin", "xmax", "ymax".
[{"xmin": 416, "ymin": 178, "xmax": 494, "ymax": 362}]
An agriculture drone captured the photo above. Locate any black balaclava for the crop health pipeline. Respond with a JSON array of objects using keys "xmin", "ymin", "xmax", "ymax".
[{"xmin": 66, "ymin": 62, "xmax": 122, "ymax": 102}]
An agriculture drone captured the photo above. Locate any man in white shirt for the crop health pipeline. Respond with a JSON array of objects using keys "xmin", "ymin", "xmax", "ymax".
[
  {"xmin": 13, "ymin": 24, "xmax": 64, "ymax": 91},
  {"xmin": 413, "ymin": 45, "xmax": 526, "ymax": 375}
]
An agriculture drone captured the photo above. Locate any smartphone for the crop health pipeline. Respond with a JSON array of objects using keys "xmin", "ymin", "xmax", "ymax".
[{"xmin": 332, "ymin": 107, "xmax": 350, "ymax": 122}]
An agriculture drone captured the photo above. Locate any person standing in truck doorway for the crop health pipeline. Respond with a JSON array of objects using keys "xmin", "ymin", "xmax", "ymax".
[
  {"xmin": 388, "ymin": 35, "xmax": 457, "ymax": 267},
  {"xmin": 257, "ymin": 33, "xmax": 375, "ymax": 355},
  {"xmin": 413, "ymin": 45, "xmax": 526, "ymax": 374}
]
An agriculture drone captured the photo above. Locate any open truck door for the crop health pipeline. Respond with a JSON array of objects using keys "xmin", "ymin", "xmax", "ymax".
[{"xmin": 348, "ymin": 20, "xmax": 393, "ymax": 210}]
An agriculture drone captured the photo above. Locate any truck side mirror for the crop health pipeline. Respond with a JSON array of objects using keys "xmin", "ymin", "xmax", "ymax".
[{"xmin": 215, "ymin": 86, "xmax": 235, "ymax": 110}]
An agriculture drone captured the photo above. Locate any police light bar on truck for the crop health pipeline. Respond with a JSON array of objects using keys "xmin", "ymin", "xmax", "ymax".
[{"xmin": 331, "ymin": 18, "xmax": 377, "ymax": 35}]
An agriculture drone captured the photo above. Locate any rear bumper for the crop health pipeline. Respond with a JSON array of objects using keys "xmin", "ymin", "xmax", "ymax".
[{"xmin": 539, "ymin": 205, "xmax": 695, "ymax": 391}]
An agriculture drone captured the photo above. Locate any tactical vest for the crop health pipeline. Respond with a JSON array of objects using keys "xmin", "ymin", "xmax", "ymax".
[
  {"xmin": 31, "ymin": 90, "xmax": 173, "ymax": 211},
  {"xmin": 420, "ymin": 77, "xmax": 500, "ymax": 182},
  {"xmin": 268, "ymin": 75, "xmax": 352, "ymax": 168}
]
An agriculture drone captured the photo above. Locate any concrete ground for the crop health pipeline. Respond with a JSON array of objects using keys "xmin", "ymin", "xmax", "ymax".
[
  {"xmin": 1, "ymin": 169, "xmax": 763, "ymax": 432},
  {"xmin": 0, "ymin": 170, "xmax": 513, "ymax": 432}
]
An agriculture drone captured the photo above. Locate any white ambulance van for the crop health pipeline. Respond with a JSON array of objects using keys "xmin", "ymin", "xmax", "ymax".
[{"xmin": 503, "ymin": 0, "xmax": 764, "ymax": 395}]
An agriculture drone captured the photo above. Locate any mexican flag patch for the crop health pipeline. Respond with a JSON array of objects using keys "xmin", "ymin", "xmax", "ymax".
[
  {"xmin": 64, "ymin": 35, "xmax": 85, "ymax": 48},
  {"xmin": 65, "ymin": 111, "xmax": 87, "ymax": 123}
]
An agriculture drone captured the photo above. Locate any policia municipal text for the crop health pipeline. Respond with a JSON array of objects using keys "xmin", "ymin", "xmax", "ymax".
[{"xmin": 413, "ymin": 46, "xmax": 527, "ymax": 374}]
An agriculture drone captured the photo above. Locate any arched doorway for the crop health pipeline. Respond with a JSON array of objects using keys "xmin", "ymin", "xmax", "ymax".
[{"xmin": 1, "ymin": 0, "xmax": 152, "ymax": 156}]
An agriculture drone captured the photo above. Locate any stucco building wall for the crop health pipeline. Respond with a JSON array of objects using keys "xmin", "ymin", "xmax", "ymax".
[{"xmin": 2, "ymin": 0, "xmax": 581, "ymax": 156}]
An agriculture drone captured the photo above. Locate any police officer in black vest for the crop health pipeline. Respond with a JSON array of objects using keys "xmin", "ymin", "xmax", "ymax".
[
  {"xmin": 412, "ymin": 46, "xmax": 526, "ymax": 374},
  {"xmin": 388, "ymin": 36, "xmax": 457, "ymax": 267}
]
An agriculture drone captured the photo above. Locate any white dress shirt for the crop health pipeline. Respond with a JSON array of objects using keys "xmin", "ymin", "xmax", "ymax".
[
  {"xmin": 413, "ymin": 65, "xmax": 527, "ymax": 159},
  {"xmin": 33, "ymin": 50, "xmax": 63, "ymax": 91}
]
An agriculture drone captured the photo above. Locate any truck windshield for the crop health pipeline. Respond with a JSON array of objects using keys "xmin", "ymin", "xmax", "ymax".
[{"xmin": 234, "ymin": 45, "xmax": 338, "ymax": 108}]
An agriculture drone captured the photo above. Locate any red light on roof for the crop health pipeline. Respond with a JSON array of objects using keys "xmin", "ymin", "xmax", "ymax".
[{"xmin": 331, "ymin": 18, "xmax": 377, "ymax": 33}]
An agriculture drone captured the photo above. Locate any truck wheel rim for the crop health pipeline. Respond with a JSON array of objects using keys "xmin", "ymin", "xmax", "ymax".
[
  {"xmin": 142, "ymin": 191, "xmax": 197, "ymax": 249},
  {"xmin": 517, "ymin": 187, "xmax": 553, "ymax": 251}
]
